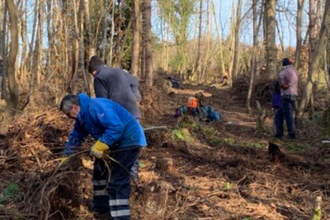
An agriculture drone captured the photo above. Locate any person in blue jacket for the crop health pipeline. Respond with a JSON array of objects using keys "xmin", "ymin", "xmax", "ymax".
[{"xmin": 60, "ymin": 93, "xmax": 147, "ymax": 220}]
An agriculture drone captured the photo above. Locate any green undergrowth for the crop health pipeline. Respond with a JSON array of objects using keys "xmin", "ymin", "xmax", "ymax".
[{"xmin": 0, "ymin": 183, "xmax": 20, "ymax": 204}]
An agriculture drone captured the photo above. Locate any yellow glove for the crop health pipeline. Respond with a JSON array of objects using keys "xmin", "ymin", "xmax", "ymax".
[{"xmin": 91, "ymin": 140, "xmax": 109, "ymax": 158}]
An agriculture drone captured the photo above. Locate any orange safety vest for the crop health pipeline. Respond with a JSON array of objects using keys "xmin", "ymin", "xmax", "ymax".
[{"xmin": 186, "ymin": 97, "xmax": 198, "ymax": 108}]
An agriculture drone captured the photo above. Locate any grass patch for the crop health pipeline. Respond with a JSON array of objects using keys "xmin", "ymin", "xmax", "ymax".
[
  {"xmin": 0, "ymin": 183, "xmax": 20, "ymax": 204},
  {"xmin": 284, "ymin": 142, "xmax": 305, "ymax": 152},
  {"xmin": 247, "ymin": 142, "xmax": 264, "ymax": 149},
  {"xmin": 171, "ymin": 128, "xmax": 194, "ymax": 142}
]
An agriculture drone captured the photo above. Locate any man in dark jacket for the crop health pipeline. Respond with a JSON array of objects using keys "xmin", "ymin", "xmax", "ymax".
[
  {"xmin": 61, "ymin": 93, "xmax": 147, "ymax": 220},
  {"xmin": 88, "ymin": 56, "xmax": 142, "ymax": 184},
  {"xmin": 88, "ymin": 56, "xmax": 141, "ymax": 119}
]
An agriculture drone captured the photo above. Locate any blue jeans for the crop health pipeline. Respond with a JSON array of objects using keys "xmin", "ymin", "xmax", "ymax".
[{"xmin": 275, "ymin": 96, "xmax": 296, "ymax": 138}]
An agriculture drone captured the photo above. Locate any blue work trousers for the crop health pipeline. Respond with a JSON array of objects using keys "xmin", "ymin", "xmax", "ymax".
[{"xmin": 93, "ymin": 146, "xmax": 141, "ymax": 220}]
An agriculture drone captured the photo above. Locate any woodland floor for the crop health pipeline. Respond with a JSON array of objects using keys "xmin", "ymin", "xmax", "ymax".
[{"xmin": 1, "ymin": 77, "xmax": 330, "ymax": 220}]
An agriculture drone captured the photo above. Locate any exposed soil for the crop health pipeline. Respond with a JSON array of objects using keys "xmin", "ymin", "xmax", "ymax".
[{"xmin": 0, "ymin": 78, "xmax": 329, "ymax": 220}]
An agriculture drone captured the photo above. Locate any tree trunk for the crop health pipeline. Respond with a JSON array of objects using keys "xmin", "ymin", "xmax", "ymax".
[
  {"xmin": 211, "ymin": 0, "xmax": 225, "ymax": 83},
  {"xmin": 231, "ymin": 0, "xmax": 243, "ymax": 80},
  {"xmin": 202, "ymin": 0, "xmax": 212, "ymax": 83},
  {"xmin": 195, "ymin": 0, "xmax": 203, "ymax": 83},
  {"xmin": 5, "ymin": 0, "xmax": 20, "ymax": 112},
  {"xmin": 83, "ymin": 0, "xmax": 96, "ymax": 58},
  {"xmin": 247, "ymin": 0, "xmax": 261, "ymax": 113},
  {"xmin": 131, "ymin": 0, "xmax": 140, "ymax": 76},
  {"xmin": 19, "ymin": 1, "xmax": 27, "ymax": 83},
  {"xmin": 298, "ymin": 0, "xmax": 330, "ymax": 118},
  {"xmin": 227, "ymin": 1, "xmax": 235, "ymax": 87},
  {"xmin": 142, "ymin": 0, "xmax": 153, "ymax": 87},
  {"xmin": 79, "ymin": 0, "xmax": 91, "ymax": 96},
  {"xmin": 1, "ymin": 3, "xmax": 8, "ymax": 100},
  {"xmin": 101, "ymin": 0, "xmax": 108, "ymax": 60},
  {"xmin": 28, "ymin": 0, "xmax": 44, "ymax": 105},
  {"xmin": 61, "ymin": 1, "xmax": 70, "ymax": 94},
  {"xmin": 28, "ymin": 0, "xmax": 38, "ymax": 74},
  {"xmin": 265, "ymin": 0, "xmax": 277, "ymax": 78},
  {"xmin": 83, "ymin": 0, "xmax": 95, "ymax": 96},
  {"xmin": 294, "ymin": 0, "xmax": 305, "ymax": 70},
  {"xmin": 71, "ymin": 0, "xmax": 80, "ymax": 94},
  {"xmin": 108, "ymin": 0, "xmax": 115, "ymax": 65},
  {"xmin": 35, "ymin": 0, "xmax": 44, "ymax": 85}
]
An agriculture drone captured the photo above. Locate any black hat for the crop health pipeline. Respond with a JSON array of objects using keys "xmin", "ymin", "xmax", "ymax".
[
  {"xmin": 282, "ymin": 58, "xmax": 291, "ymax": 66},
  {"xmin": 88, "ymin": 55, "xmax": 104, "ymax": 73}
]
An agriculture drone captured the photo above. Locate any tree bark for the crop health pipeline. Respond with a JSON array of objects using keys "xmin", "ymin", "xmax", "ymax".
[
  {"xmin": 131, "ymin": 0, "xmax": 141, "ymax": 76},
  {"xmin": 231, "ymin": 0, "xmax": 243, "ymax": 80},
  {"xmin": 83, "ymin": 0, "xmax": 96, "ymax": 58},
  {"xmin": 298, "ymin": 0, "xmax": 330, "ymax": 118},
  {"xmin": 19, "ymin": 1, "xmax": 27, "ymax": 83},
  {"xmin": 45, "ymin": 0, "xmax": 54, "ymax": 80},
  {"xmin": 265, "ymin": 0, "xmax": 277, "ymax": 79},
  {"xmin": 1, "ymin": 3, "xmax": 8, "ymax": 100},
  {"xmin": 211, "ymin": 0, "xmax": 225, "ymax": 83},
  {"xmin": 108, "ymin": 0, "xmax": 115, "ymax": 65},
  {"xmin": 79, "ymin": 0, "xmax": 91, "ymax": 96},
  {"xmin": 142, "ymin": 0, "xmax": 153, "ymax": 87},
  {"xmin": 71, "ymin": 0, "xmax": 80, "ymax": 94},
  {"xmin": 247, "ymin": 0, "xmax": 262, "ymax": 113},
  {"xmin": 5, "ymin": 0, "xmax": 20, "ymax": 111},
  {"xmin": 195, "ymin": 0, "xmax": 203, "ymax": 83},
  {"xmin": 35, "ymin": 0, "xmax": 44, "ymax": 84},
  {"xmin": 101, "ymin": 0, "xmax": 108, "ymax": 60},
  {"xmin": 294, "ymin": 0, "xmax": 305, "ymax": 70}
]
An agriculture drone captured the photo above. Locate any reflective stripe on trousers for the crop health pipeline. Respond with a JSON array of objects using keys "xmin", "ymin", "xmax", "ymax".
[
  {"xmin": 108, "ymin": 147, "xmax": 141, "ymax": 220},
  {"xmin": 110, "ymin": 199, "xmax": 130, "ymax": 218},
  {"xmin": 111, "ymin": 209, "xmax": 130, "ymax": 217},
  {"xmin": 93, "ymin": 159, "xmax": 110, "ymax": 213}
]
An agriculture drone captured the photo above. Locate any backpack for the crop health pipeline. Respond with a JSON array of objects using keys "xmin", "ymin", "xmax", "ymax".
[
  {"xmin": 202, "ymin": 105, "xmax": 221, "ymax": 122},
  {"xmin": 272, "ymin": 81, "xmax": 281, "ymax": 109},
  {"xmin": 174, "ymin": 105, "xmax": 188, "ymax": 118}
]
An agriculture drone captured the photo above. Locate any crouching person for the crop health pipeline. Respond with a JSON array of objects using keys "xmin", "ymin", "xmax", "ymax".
[{"xmin": 60, "ymin": 93, "xmax": 147, "ymax": 220}]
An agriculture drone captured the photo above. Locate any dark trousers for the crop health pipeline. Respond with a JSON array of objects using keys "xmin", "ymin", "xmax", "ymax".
[
  {"xmin": 93, "ymin": 146, "xmax": 141, "ymax": 220},
  {"xmin": 275, "ymin": 96, "xmax": 296, "ymax": 138},
  {"xmin": 130, "ymin": 119, "xmax": 140, "ymax": 182}
]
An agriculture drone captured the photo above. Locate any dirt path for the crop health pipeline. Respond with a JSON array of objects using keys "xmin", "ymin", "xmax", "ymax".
[{"xmin": 136, "ymin": 84, "xmax": 330, "ymax": 220}]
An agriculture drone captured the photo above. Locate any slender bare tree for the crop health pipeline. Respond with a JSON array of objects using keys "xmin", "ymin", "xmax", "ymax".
[
  {"xmin": 294, "ymin": 0, "xmax": 305, "ymax": 70},
  {"xmin": 298, "ymin": 0, "xmax": 330, "ymax": 118},
  {"xmin": 247, "ymin": 0, "xmax": 262, "ymax": 113},
  {"xmin": 83, "ymin": 0, "xmax": 96, "ymax": 59},
  {"xmin": 1, "ymin": 2, "xmax": 8, "ymax": 100},
  {"xmin": 264, "ymin": 0, "xmax": 277, "ymax": 79},
  {"xmin": 19, "ymin": 1, "xmax": 27, "ymax": 83},
  {"xmin": 131, "ymin": 0, "xmax": 141, "ymax": 76},
  {"xmin": 195, "ymin": 0, "xmax": 203, "ymax": 83},
  {"xmin": 231, "ymin": 0, "xmax": 243, "ymax": 80},
  {"xmin": 142, "ymin": 0, "xmax": 153, "ymax": 86},
  {"xmin": 5, "ymin": 0, "xmax": 19, "ymax": 111},
  {"xmin": 35, "ymin": 0, "xmax": 44, "ymax": 84}
]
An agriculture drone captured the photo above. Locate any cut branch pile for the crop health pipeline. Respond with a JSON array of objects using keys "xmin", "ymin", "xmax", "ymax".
[{"xmin": 0, "ymin": 108, "xmax": 92, "ymax": 220}]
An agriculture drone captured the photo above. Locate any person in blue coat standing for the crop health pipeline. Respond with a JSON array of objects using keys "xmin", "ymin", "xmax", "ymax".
[{"xmin": 60, "ymin": 93, "xmax": 147, "ymax": 220}]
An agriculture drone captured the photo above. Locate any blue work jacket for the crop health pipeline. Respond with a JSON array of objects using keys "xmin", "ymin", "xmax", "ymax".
[{"xmin": 64, "ymin": 93, "xmax": 146, "ymax": 155}]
